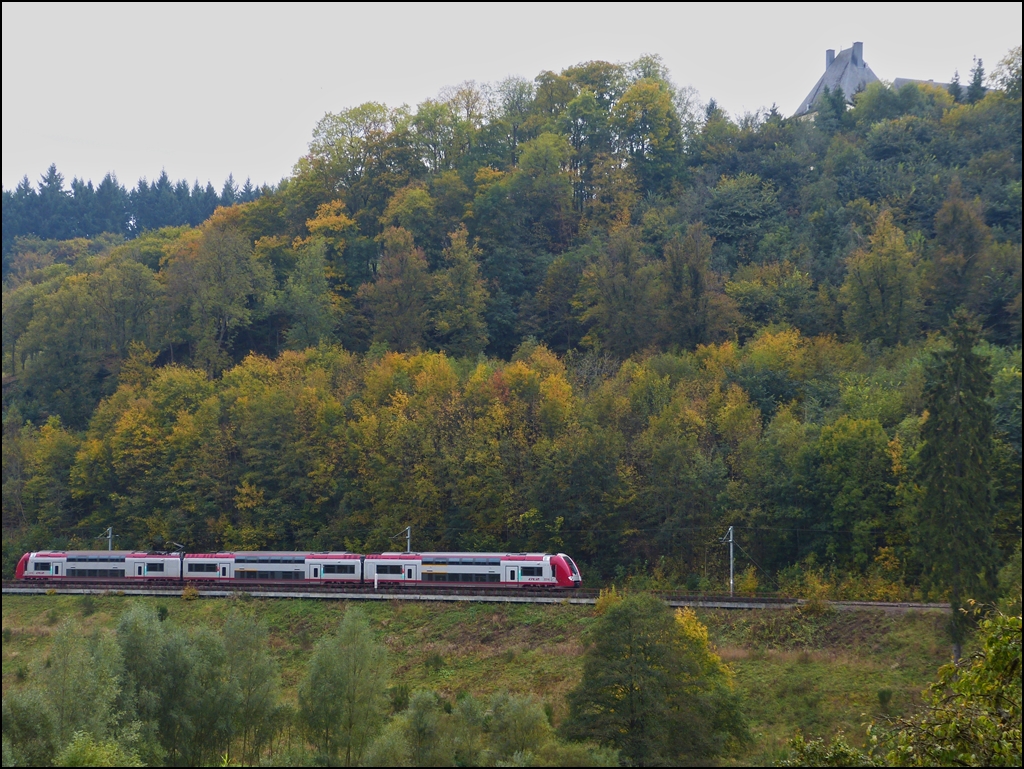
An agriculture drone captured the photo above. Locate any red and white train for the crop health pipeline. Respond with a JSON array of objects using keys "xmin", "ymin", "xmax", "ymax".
[{"xmin": 15, "ymin": 550, "xmax": 582, "ymax": 588}]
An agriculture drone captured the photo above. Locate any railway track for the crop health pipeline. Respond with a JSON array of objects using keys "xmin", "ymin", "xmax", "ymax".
[{"xmin": 1, "ymin": 580, "xmax": 949, "ymax": 612}]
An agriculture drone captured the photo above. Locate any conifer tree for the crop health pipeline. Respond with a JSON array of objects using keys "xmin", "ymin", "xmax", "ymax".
[
  {"xmin": 947, "ymin": 70, "xmax": 963, "ymax": 103},
  {"xmin": 967, "ymin": 58, "xmax": 987, "ymax": 104},
  {"xmin": 917, "ymin": 310, "xmax": 999, "ymax": 656}
]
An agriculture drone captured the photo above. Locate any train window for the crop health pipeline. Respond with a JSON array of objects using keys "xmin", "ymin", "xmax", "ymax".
[
  {"xmin": 187, "ymin": 563, "xmax": 218, "ymax": 573},
  {"xmin": 147, "ymin": 563, "xmax": 165, "ymax": 573},
  {"xmin": 66, "ymin": 568, "xmax": 124, "ymax": 578},
  {"xmin": 235, "ymin": 570, "xmax": 307, "ymax": 580},
  {"xmin": 521, "ymin": 567, "xmax": 543, "ymax": 577},
  {"xmin": 32, "ymin": 562, "xmax": 51, "ymax": 571},
  {"xmin": 323, "ymin": 564, "xmax": 356, "ymax": 575},
  {"xmin": 376, "ymin": 564, "xmax": 403, "ymax": 575},
  {"xmin": 423, "ymin": 572, "xmax": 500, "ymax": 583}
]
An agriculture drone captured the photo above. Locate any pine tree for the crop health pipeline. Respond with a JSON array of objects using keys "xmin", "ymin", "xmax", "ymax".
[
  {"xmin": 947, "ymin": 70, "xmax": 963, "ymax": 103},
  {"xmin": 917, "ymin": 310, "xmax": 999, "ymax": 656},
  {"xmin": 967, "ymin": 58, "xmax": 987, "ymax": 104}
]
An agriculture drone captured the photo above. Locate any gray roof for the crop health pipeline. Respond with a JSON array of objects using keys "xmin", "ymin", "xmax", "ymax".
[{"xmin": 795, "ymin": 42, "xmax": 880, "ymax": 116}]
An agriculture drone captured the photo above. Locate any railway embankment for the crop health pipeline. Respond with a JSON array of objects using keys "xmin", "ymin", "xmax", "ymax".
[{"xmin": 2, "ymin": 592, "xmax": 952, "ymax": 764}]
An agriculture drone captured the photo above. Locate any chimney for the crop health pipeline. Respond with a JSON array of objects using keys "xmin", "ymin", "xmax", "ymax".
[
  {"xmin": 853, "ymin": 41, "xmax": 863, "ymax": 67},
  {"xmin": 826, "ymin": 49, "xmax": 835, "ymax": 68}
]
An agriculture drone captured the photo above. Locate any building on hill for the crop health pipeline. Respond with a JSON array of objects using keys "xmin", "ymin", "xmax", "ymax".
[{"xmin": 794, "ymin": 42, "xmax": 880, "ymax": 118}]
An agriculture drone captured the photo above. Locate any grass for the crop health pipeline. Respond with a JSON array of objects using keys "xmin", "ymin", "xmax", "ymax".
[{"xmin": 1, "ymin": 594, "xmax": 950, "ymax": 765}]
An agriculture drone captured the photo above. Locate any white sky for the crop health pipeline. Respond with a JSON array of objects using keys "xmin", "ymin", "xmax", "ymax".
[{"xmin": 2, "ymin": 2, "xmax": 1021, "ymax": 191}]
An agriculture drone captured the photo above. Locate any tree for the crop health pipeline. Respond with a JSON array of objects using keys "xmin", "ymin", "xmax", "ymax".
[
  {"xmin": 841, "ymin": 211, "xmax": 920, "ymax": 346},
  {"xmin": 917, "ymin": 311, "xmax": 1000, "ymax": 654},
  {"xmin": 357, "ymin": 227, "xmax": 431, "ymax": 352},
  {"xmin": 487, "ymin": 692, "xmax": 552, "ymax": 762},
  {"xmin": 55, "ymin": 731, "xmax": 144, "ymax": 767},
  {"xmin": 966, "ymin": 58, "xmax": 987, "ymax": 104},
  {"xmin": 40, "ymin": 618, "xmax": 122, "ymax": 747},
  {"xmin": 990, "ymin": 45, "xmax": 1022, "ymax": 100},
  {"xmin": 2, "ymin": 688, "xmax": 59, "ymax": 767},
  {"xmin": 657, "ymin": 223, "xmax": 736, "ymax": 349},
  {"xmin": 948, "ymin": 70, "xmax": 964, "ymax": 103},
  {"xmin": 223, "ymin": 612, "xmax": 283, "ymax": 765},
  {"xmin": 922, "ymin": 189, "xmax": 991, "ymax": 329},
  {"xmin": 281, "ymin": 239, "xmax": 342, "ymax": 349},
  {"xmin": 163, "ymin": 214, "xmax": 272, "ymax": 373},
  {"xmin": 297, "ymin": 607, "xmax": 389, "ymax": 766},
  {"xmin": 562, "ymin": 593, "xmax": 744, "ymax": 765},
  {"xmin": 577, "ymin": 229, "xmax": 661, "ymax": 356},
  {"xmin": 611, "ymin": 79, "xmax": 681, "ymax": 195},
  {"xmin": 431, "ymin": 225, "xmax": 489, "ymax": 357},
  {"xmin": 878, "ymin": 607, "xmax": 1022, "ymax": 766}
]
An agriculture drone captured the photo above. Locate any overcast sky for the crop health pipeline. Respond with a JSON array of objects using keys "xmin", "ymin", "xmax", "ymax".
[{"xmin": 3, "ymin": 2, "xmax": 1021, "ymax": 192}]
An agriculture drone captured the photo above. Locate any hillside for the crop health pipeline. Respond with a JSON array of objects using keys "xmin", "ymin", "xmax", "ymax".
[{"xmin": 1, "ymin": 594, "xmax": 951, "ymax": 764}]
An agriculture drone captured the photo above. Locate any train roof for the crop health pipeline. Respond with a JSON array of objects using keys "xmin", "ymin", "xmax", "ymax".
[
  {"xmin": 32, "ymin": 550, "xmax": 130, "ymax": 557},
  {"xmin": 184, "ymin": 551, "xmax": 356, "ymax": 558},
  {"xmin": 368, "ymin": 552, "xmax": 555, "ymax": 560},
  {"xmin": 30, "ymin": 550, "xmax": 183, "ymax": 557}
]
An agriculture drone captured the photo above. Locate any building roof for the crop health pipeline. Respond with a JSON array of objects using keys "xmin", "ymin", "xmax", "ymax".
[{"xmin": 795, "ymin": 42, "xmax": 880, "ymax": 117}]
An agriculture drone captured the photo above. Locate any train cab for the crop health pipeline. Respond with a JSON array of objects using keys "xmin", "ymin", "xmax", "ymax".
[{"xmin": 18, "ymin": 551, "xmax": 70, "ymax": 578}]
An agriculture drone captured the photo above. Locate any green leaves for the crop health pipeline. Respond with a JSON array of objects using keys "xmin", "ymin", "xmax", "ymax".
[{"xmin": 563, "ymin": 594, "xmax": 744, "ymax": 764}]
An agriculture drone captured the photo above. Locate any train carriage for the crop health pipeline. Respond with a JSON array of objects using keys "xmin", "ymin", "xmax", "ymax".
[
  {"xmin": 364, "ymin": 552, "xmax": 581, "ymax": 588},
  {"xmin": 16, "ymin": 550, "xmax": 183, "ymax": 580}
]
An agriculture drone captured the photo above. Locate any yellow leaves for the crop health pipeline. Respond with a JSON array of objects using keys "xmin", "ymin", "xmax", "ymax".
[
  {"xmin": 674, "ymin": 606, "xmax": 732, "ymax": 684},
  {"xmin": 595, "ymin": 585, "xmax": 623, "ymax": 615},
  {"xmin": 472, "ymin": 166, "xmax": 505, "ymax": 192},
  {"xmin": 874, "ymin": 547, "xmax": 901, "ymax": 575},
  {"xmin": 503, "ymin": 360, "xmax": 542, "ymax": 403},
  {"xmin": 674, "ymin": 606, "xmax": 710, "ymax": 647},
  {"xmin": 539, "ymin": 373, "xmax": 574, "ymax": 432},
  {"xmin": 695, "ymin": 340, "xmax": 738, "ymax": 381},
  {"xmin": 745, "ymin": 326, "xmax": 808, "ymax": 378},
  {"xmin": 714, "ymin": 384, "xmax": 761, "ymax": 450},
  {"xmin": 234, "ymin": 481, "xmax": 265, "ymax": 513},
  {"xmin": 888, "ymin": 435, "xmax": 907, "ymax": 477},
  {"xmin": 412, "ymin": 353, "xmax": 459, "ymax": 401},
  {"xmin": 737, "ymin": 565, "xmax": 759, "ymax": 596},
  {"xmin": 306, "ymin": 200, "xmax": 356, "ymax": 237}
]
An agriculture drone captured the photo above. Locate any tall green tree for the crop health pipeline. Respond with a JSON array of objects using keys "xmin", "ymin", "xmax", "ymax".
[
  {"xmin": 966, "ymin": 58, "xmax": 987, "ymax": 104},
  {"xmin": 297, "ymin": 607, "xmax": 389, "ymax": 766},
  {"xmin": 562, "ymin": 593, "xmax": 743, "ymax": 765},
  {"xmin": 841, "ymin": 211, "xmax": 920, "ymax": 346},
  {"xmin": 357, "ymin": 227, "xmax": 431, "ymax": 352},
  {"xmin": 431, "ymin": 225, "xmax": 489, "ymax": 357},
  {"xmin": 223, "ymin": 612, "xmax": 283, "ymax": 765},
  {"xmin": 917, "ymin": 311, "xmax": 1000, "ymax": 654}
]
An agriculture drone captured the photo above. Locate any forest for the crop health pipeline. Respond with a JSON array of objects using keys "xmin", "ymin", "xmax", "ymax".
[{"xmin": 2, "ymin": 49, "xmax": 1021, "ymax": 602}]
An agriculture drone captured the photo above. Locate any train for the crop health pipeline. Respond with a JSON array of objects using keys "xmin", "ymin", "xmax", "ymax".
[{"xmin": 14, "ymin": 549, "xmax": 583, "ymax": 588}]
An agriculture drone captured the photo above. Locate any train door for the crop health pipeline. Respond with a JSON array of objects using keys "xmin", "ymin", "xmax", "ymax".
[
  {"xmin": 220, "ymin": 564, "xmax": 229, "ymax": 578},
  {"xmin": 405, "ymin": 564, "xmax": 416, "ymax": 582},
  {"xmin": 53, "ymin": 564, "xmax": 60, "ymax": 577},
  {"xmin": 137, "ymin": 565, "xmax": 144, "ymax": 577},
  {"xmin": 507, "ymin": 567, "xmax": 517, "ymax": 583},
  {"xmin": 312, "ymin": 565, "xmax": 320, "ymax": 580}
]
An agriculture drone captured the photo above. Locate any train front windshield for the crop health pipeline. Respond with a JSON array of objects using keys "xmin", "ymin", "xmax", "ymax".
[{"xmin": 564, "ymin": 556, "xmax": 581, "ymax": 583}]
